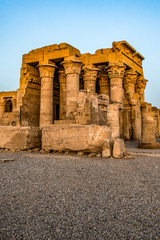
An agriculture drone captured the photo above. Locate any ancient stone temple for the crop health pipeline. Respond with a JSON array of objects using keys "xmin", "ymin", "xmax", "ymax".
[{"xmin": 0, "ymin": 41, "xmax": 160, "ymax": 155}]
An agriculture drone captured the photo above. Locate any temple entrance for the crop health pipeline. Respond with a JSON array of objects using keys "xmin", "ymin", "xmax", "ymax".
[{"xmin": 5, "ymin": 100, "xmax": 12, "ymax": 113}]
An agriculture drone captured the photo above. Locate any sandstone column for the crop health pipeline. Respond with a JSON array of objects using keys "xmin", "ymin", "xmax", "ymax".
[
  {"xmin": 141, "ymin": 103, "xmax": 156, "ymax": 144},
  {"xmin": 58, "ymin": 69, "xmax": 66, "ymax": 120},
  {"xmin": 38, "ymin": 64, "xmax": 57, "ymax": 127},
  {"xmin": 124, "ymin": 69, "xmax": 137, "ymax": 97},
  {"xmin": 106, "ymin": 62, "xmax": 126, "ymax": 104},
  {"xmin": 152, "ymin": 107, "xmax": 159, "ymax": 138},
  {"xmin": 136, "ymin": 76, "xmax": 148, "ymax": 103},
  {"xmin": 124, "ymin": 69, "xmax": 141, "ymax": 140},
  {"xmin": 158, "ymin": 111, "xmax": 160, "ymax": 137},
  {"xmin": 123, "ymin": 109, "xmax": 130, "ymax": 140},
  {"xmin": 107, "ymin": 103, "xmax": 120, "ymax": 139},
  {"xmin": 82, "ymin": 64, "xmax": 99, "ymax": 93},
  {"xmin": 99, "ymin": 74, "xmax": 110, "ymax": 96},
  {"xmin": 61, "ymin": 56, "xmax": 82, "ymax": 119}
]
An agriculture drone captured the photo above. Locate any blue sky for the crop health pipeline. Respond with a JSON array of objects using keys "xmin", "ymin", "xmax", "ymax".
[{"xmin": 0, "ymin": 0, "xmax": 160, "ymax": 107}]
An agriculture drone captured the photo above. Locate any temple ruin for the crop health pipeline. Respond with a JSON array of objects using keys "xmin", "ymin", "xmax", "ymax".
[{"xmin": 0, "ymin": 41, "xmax": 160, "ymax": 156}]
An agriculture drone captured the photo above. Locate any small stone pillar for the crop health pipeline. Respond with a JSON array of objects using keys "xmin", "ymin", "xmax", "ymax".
[
  {"xmin": 61, "ymin": 56, "xmax": 82, "ymax": 119},
  {"xmin": 38, "ymin": 64, "xmax": 57, "ymax": 127},
  {"xmin": 99, "ymin": 74, "xmax": 110, "ymax": 96},
  {"xmin": 136, "ymin": 76, "xmax": 148, "ymax": 103},
  {"xmin": 107, "ymin": 103, "xmax": 120, "ymax": 139},
  {"xmin": 106, "ymin": 62, "xmax": 126, "ymax": 104},
  {"xmin": 141, "ymin": 103, "xmax": 156, "ymax": 143},
  {"xmin": 83, "ymin": 64, "xmax": 99, "ymax": 93},
  {"xmin": 59, "ymin": 69, "xmax": 66, "ymax": 120}
]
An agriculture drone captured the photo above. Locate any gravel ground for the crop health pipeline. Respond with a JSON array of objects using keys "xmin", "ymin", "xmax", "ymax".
[{"xmin": 0, "ymin": 151, "xmax": 160, "ymax": 240}]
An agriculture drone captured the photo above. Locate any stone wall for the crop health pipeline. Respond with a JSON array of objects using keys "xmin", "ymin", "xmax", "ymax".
[
  {"xmin": 20, "ymin": 82, "xmax": 40, "ymax": 127},
  {"xmin": 0, "ymin": 126, "xmax": 41, "ymax": 150}
]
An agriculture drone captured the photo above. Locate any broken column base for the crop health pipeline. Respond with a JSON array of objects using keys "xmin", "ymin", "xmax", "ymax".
[
  {"xmin": 0, "ymin": 126, "xmax": 41, "ymax": 150},
  {"xmin": 138, "ymin": 142, "xmax": 160, "ymax": 149}
]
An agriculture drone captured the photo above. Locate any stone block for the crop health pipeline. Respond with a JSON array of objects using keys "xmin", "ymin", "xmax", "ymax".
[
  {"xmin": 0, "ymin": 126, "xmax": 41, "ymax": 150},
  {"xmin": 138, "ymin": 142, "xmax": 160, "ymax": 149},
  {"xmin": 113, "ymin": 139, "xmax": 125, "ymax": 158},
  {"xmin": 102, "ymin": 139, "xmax": 112, "ymax": 158},
  {"xmin": 42, "ymin": 124, "xmax": 111, "ymax": 153}
]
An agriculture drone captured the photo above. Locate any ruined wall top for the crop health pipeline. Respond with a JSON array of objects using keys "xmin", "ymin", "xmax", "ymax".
[
  {"xmin": 22, "ymin": 41, "xmax": 144, "ymax": 76},
  {"xmin": 23, "ymin": 43, "xmax": 81, "ymax": 65}
]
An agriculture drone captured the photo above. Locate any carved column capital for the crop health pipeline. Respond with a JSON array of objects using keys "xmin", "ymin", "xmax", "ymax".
[
  {"xmin": 82, "ymin": 64, "xmax": 99, "ymax": 82},
  {"xmin": 61, "ymin": 56, "xmax": 82, "ymax": 75},
  {"xmin": 124, "ymin": 69, "xmax": 137, "ymax": 85},
  {"xmin": 82, "ymin": 64, "xmax": 99, "ymax": 93},
  {"xmin": 38, "ymin": 63, "xmax": 57, "ymax": 78},
  {"xmin": 106, "ymin": 62, "xmax": 126, "ymax": 79},
  {"xmin": 136, "ymin": 76, "xmax": 148, "ymax": 90}
]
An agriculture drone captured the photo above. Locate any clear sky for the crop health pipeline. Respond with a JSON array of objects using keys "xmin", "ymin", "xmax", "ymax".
[{"xmin": 0, "ymin": 0, "xmax": 160, "ymax": 107}]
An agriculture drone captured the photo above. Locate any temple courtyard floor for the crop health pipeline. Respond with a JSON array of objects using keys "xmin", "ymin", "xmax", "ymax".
[{"xmin": 0, "ymin": 146, "xmax": 160, "ymax": 239}]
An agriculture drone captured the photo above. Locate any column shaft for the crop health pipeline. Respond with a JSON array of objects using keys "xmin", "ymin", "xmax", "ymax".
[
  {"xmin": 107, "ymin": 103, "xmax": 120, "ymax": 139},
  {"xmin": 38, "ymin": 64, "xmax": 57, "ymax": 127},
  {"xmin": 61, "ymin": 57, "xmax": 82, "ymax": 119},
  {"xmin": 59, "ymin": 70, "xmax": 66, "ymax": 120},
  {"xmin": 106, "ymin": 62, "xmax": 126, "ymax": 104},
  {"xmin": 99, "ymin": 74, "xmax": 110, "ymax": 95},
  {"xmin": 141, "ymin": 103, "xmax": 156, "ymax": 143}
]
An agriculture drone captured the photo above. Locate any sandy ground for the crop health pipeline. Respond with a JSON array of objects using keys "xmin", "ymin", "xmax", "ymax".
[{"xmin": 0, "ymin": 150, "xmax": 160, "ymax": 239}]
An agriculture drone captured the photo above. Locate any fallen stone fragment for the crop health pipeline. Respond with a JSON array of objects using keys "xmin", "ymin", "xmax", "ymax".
[
  {"xmin": 123, "ymin": 152, "xmax": 134, "ymax": 159},
  {"xmin": 88, "ymin": 153, "xmax": 97, "ymax": 158},
  {"xmin": 0, "ymin": 159, "xmax": 15, "ymax": 163},
  {"xmin": 65, "ymin": 151, "xmax": 69, "ymax": 155},
  {"xmin": 96, "ymin": 153, "xmax": 102, "ymax": 158},
  {"xmin": 32, "ymin": 148, "xmax": 41, "ymax": 152},
  {"xmin": 77, "ymin": 151, "xmax": 85, "ymax": 156},
  {"xmin": 39, "ymin": 149, "xmax": 46, "ymax": 154}
]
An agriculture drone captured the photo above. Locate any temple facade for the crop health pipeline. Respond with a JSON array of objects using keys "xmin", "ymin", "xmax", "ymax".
[{"xmin": 0, "ymin": 41, "xmax": 160, "ymax": 154}]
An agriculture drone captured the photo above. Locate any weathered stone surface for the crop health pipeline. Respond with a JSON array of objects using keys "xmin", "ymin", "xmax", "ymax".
[
  {"xmin": 0, "ymin": 127, "xmax": 41, "ymax": 150},
  {"xmin": 88, "ymin": 152, "xmax": 97, "ymax": 157},
  {"xmin": 107, "ymin": 104, "xmax": 120, "ymax": 139},
  {"xmin": 42, "ymin": 124, "xmax": 111, "ymax": 152},
  {"xmin": 102, "ymin": 139, "xmax": 112, "ymax": 158},
  {"xmin": 113, "ymin": 139, "xmax": 125, "ymax": 158},
  {"xmin": 0, "ymin": 41, "xmax": 159, "ymax": 150}
]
